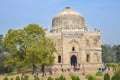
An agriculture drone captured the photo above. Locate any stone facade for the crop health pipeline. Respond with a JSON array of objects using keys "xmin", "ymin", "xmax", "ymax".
[{"xmin": 46, "ymin": 7, "xmax": 103, "ymax": 69}]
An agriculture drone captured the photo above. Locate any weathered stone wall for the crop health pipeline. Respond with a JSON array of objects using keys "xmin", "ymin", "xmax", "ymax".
[{"xmin": 46, "ymin": 7, "xmax": 102, "ymax": 69}]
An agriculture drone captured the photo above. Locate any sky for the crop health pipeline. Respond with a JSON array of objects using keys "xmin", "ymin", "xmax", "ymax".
[{"xmin": 0, "ymin": 0, "xmax": 120, "ymax": 45}]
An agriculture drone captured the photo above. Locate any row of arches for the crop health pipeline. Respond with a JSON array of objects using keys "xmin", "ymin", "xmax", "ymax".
[{"xmin": 57, "ymin": 54, "xmax": 90, "ymax": 65}]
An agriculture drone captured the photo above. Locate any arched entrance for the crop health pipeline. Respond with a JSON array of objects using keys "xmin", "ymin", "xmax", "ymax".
[{"xmin": 70, "ymin": 55, "xmax": 77, "ymax": 66}]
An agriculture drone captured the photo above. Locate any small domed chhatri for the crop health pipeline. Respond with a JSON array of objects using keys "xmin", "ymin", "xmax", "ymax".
[
  {"xmin": 46, "ymin": 7, "xmax": 103, "ymax": 70},
  {"xmin": 51, "ymin": 7, "xmax": 87, "ymax": 32}
]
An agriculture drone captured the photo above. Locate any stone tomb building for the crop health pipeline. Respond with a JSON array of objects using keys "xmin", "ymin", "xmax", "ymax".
[{"xmin": 46, "ymin": 7, "xmax": 102, "ymax": 69}]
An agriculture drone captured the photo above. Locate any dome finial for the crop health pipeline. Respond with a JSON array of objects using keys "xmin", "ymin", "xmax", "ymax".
[
  {"xmin": 65, "ymin": 7, "xmax": 71, "ymax": 9},
  {"xmin": 64, "ymin": 7, "xmax": 72, "ymax": 11}
]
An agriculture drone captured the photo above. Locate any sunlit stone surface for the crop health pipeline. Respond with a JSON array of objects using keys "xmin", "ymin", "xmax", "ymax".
[{"xmin": 46, "ymin": 7, "xmax": 103, "ymax": 69}]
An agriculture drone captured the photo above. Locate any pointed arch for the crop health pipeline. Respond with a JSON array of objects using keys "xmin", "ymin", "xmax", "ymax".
[
  {"xmin": 70, "ymin": 55, "xmax": 77, "ymax": 66},
  {"xmin": 69, "ymin": 39, "xmax": 79, "ymax": 44}
]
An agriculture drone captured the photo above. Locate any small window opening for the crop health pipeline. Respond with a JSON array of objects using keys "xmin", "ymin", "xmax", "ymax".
[
  {"xmin": 72, "ymin": 47, "xmax": 75, "ymax": 51},
  {"xmin": 58, "ymin": 55, "xmax": 61, "ymax": 63},
  {"xmin": 86, "ymin": 54, "xmax": 90, "ymax": 62}
]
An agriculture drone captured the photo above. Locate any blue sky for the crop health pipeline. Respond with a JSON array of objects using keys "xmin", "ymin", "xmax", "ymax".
[{"xmin": 0, "ymin": 0, "xmax": 120, "ymax": 45}]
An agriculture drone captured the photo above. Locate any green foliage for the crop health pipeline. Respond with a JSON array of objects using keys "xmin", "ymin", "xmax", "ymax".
[
  {"xmin": 116, "ymin": 45, "xmax": 120, "ymax": 62},
  {"xmin": 48, "ymin": 77, "xmax": 54, "ymax": 80},
  {"xmin": 10, "ymin": 78, "xmax": 14, "ymax": 80},
  {"xmin": 4, "ymin": 24, "xmax": 56, "ymax": 71},
  {"xmin": 16, "ymin": 76, "xmax": 20, "ymax": 80},
  {"xmin": 102, "ymin": 44, "xmax": 120, "ymax": 63},
  {"xmin": 111, "ymin": 63, "xmax": 119, "ymax": 68},
  {"xmin": 76, "ymin": 76, "xmax": 80, "ymax": 80},
  {"xmin": 96, "ymin": 71, "xmax": 103, "ymax": 76},
  {"xmin": 35, "ymin": 77, "xmax": 40, "ymax": 80},
  {"xmin": 8, "ymin": 69, "xmax": 18, "ymax": 75},
  {"xmin": 88, "ymin": 76, "xmax": 94, "ymax": 80},
  {"xmin": 105, "ymin": 63, "xmax": 111, "ymax": 68},
  {"xmin": 86, "ymin": 74, "xmax": 93, "ymax": 79},
  {"xmin": 112, "ymin": 68, "xmax": 120, "ymax": 80},
  {"xmin": 0, "ymin": 53, "xmax": 12, "ymax": 74},
  {"xmin": 104, "ymin": 73, "xmax": 110, "ymax": 80},
  {"xmin": 105, "ymin": 63, "xmax": 119, "ymax": 68},
  {"xmin": 22, "ymin": 75, "xmax": 29, "ymax": 80},
  {"xmin": 102, "ymin": 44, "xmax": 117, "ymax": 63},
  {"xmin": 111, "ymin": 75, "xmax": 117, "ymax": 80},
  {"xmin": 71, "ymin": 76, "xmax": 80, "ymax": 80},
  {"xmin": 3, "ymin": 77, "xmax": 8, "ymax": 80},
  {"xmin": 86, "ymin": 74, "xmax": 99, "ymax": 80},
  {"xmin": 0, "ymin": 34, "xmax": 6, "ymax": 53},
  {"xmin": 70, "ymin": 74, "xmax": 80, "ymax": 80},
  {"xmin": 0, "ymin": 34, "xmax": 11, "ymax": 74},
  {"xmin": 58, "ymin": 75, "xmax": 66, "ymax": 80}
]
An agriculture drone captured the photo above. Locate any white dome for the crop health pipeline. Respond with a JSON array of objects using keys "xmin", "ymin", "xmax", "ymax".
[{"xmin": 51, "ymin": 7, "xmax": 87, "ymax": 32}]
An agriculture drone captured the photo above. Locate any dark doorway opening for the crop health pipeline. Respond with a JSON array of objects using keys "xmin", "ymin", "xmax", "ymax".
[{"xmin": 71, "ymin": 55, "xmax": 77, "ymax": 66}]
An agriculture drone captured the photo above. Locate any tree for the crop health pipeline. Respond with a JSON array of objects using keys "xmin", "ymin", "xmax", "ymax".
[
  {"xmin": 58, "ymin": 75, "xmax": 66, "ymax": 80},
  {"xmin": 0, "ymin": 53, "xmax": 11, "ymax": 74},
  {"xmin": 71, "ymin": 75, "xmax": 80, "ymax": 80},
  {"xmin": 88, "ymin": 76, "xmax": 94, "ymax": 80},
  {"xmin": 116, "ymin": 45, "xmax": 120, "ymax": 63},
  {"xmin": 4, "ymin": 24, "xmax": 56, "ymax": 71},
  {"xmin": 111, "ymin": 75, "xmax": 117, "ymax": 80},
  {"xmin": 0, "ymin": 34, "xmax": 5, "ymax": 53},
  {"xmin": 112, "ymin": 68, "xmax": 120, "ymax": 80},
  {"xmin": 0, "ymin": 34, "xmax": 12, "ymax": 74},
  {"xmin": 48, "ymin": 77, "xmax": 53, "ymax": 80},
  {"xmin": 102, "ymin": 44, "xmax": 116, "ymax": 63},
  {"xmin": 104, "ymin": 73, "xmax": 110, "ymax": 80}
]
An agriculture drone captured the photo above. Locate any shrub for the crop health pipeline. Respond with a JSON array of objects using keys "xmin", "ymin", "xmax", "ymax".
[
  {"xmin": 48, "ymin": 77, "xmax": 54, "ymax": 80},
  {"xmin": 58, "ymin": 75, "xmax": 66, "ymax": 80},
  {"xmin": 105, "ymin": 63, "xmax": 119, "ymax": 68},
  {"xmin": 76, "ymin": 76, "xmax": 80, "ymax": 80},
  {"xmin": 112, "ymin": 68, "xmax": 120, "ymax": 80},
  {"xmin": 86, "ymin": 74, "xmax": 99, "ymax": 80},
  {"xmin": 71, "ymin": 74, "xmax": 80, "ymax": 80},
  {"xmin": 85, "ymin": 74, "xmax": 93, "ymax": 79},
  {"xmin": 16, "ymin": 76, "xmax": 20, "ymax": 80},
  {"xmin": 111, "ymin": 75, "xmax": 117, "ymax": 80},
  {"xmin": 88, "ymin": 76, "xmax": 94, "ymax": 80},
  {"xmin": 105, "ymin": 63, "xmax": 111, "ymax": 68},
  {"xmin": 22, "ymin": 75, "xmax": 29, "ymax": 80},
  {"xmin": 3, "ymin": 77, "xmax": 8, "ymax": 80},
  {"xmin": 104, "ymin": 73, "xmax": 110, "ymax": 80},
  {"xmin": 96, "ymin": 71, "xmax": 103, "ymax": 76},
  {"xmin": 35, "ymin": 77, "xmax": 40, "ymax": 80},
  {"xmin": 111, "ymin": 63, "xmax": 119, "ymax": 68},
  {"xmin": 10, "ymin": 78, "xmax": 13, "ymax": 80},
  {"xmin": 71, "ymin": 75, "xmax": 76, "ymax": 80},
  {"xmin": 9, "ymin": 70, "xmax": 17, "ymax": 75}
]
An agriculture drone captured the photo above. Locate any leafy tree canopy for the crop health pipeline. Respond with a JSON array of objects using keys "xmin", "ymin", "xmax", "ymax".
[
  {"xmin": 4, "ymin": 24, "xmax": 56, "ymax": 68},
  {"xmin": 116, "ymin": 45, "xmax": 120, "ymax": 63},
  {"xmin": 0, "ymin": 34, "xmax": 5, "ymax": 53},
  {"xmin": 102, "ymin": 44, "xmax": 117, "ymax": 63}
]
